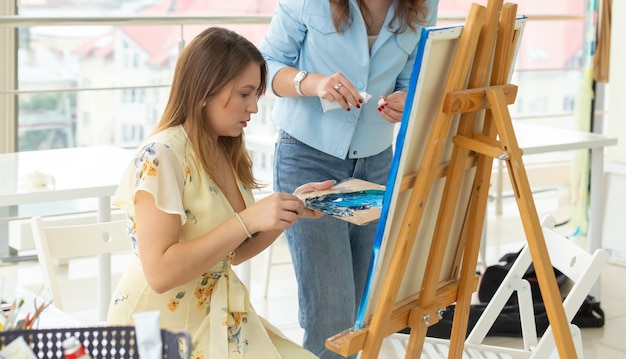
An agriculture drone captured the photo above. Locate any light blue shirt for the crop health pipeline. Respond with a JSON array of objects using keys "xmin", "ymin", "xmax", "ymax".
[{"xmin": 260, "ymin": 0, "xmax": 438, "ymax": 159}]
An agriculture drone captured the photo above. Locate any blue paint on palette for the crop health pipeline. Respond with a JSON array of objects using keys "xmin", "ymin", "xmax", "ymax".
[{"xmin": 305, "ymin": 189, "xmax": 385, "ymax": 217}]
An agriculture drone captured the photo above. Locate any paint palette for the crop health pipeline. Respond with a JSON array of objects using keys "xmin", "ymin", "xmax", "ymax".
[{"xmin": 298, "ymin": 178, "xmax": 385, "ymax": 225}]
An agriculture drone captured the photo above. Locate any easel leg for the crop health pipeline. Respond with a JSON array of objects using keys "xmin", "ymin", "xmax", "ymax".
[
  {"xmin": 488, "ymin": 88, "xmax": 578, "ymax": 358},
  {"xmin": 449, "ymin": 4, "xmax": 520, "ymax": 357}
]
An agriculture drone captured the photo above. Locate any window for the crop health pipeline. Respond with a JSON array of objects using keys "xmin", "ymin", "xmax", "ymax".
[
  {"xmin": 0, "ymin": 0, "xmax": 604, "ymax": 258},
  {"xmin": 1, "ymin": 1, "xmax": 275, "ymax": 153},
  {"xmin": 2, "ymin": 0, "xmax": 594, "ymax": 153}
]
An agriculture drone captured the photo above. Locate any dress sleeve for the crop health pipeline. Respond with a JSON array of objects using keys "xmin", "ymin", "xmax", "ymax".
[{"xmin": 112, "ymin": 142, "xmax": 187, "ymax": 225}]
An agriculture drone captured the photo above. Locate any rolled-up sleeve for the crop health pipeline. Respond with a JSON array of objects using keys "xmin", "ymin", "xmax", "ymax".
[{"xmin": 260, "ymin": 0, "xmax": 307, "ymax": 96}]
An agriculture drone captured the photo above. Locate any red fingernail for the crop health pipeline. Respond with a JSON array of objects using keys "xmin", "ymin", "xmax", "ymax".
[
  {"xmin": 380, "ymin": 105, "xmax": 385, "ymax": 110},
  {"xmin": 358, "ymin": 99, "xmax": 363, "ymax": 104},
  {"xmin": 346, "ymin": 108, "xmax": 350, "ymax": 111},
  {"xmin": 356, "ymin": 104, "xmax": 361, "ymax": 109}
]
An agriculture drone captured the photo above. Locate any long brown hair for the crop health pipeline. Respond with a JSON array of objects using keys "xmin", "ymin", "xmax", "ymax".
[
  {"xmin": 330, "ymin": 0, "xmax": 430, "ymax": 34},
  {"xmin": 154, "ymin": 27, "xmax": 267, "ymax": 190}
]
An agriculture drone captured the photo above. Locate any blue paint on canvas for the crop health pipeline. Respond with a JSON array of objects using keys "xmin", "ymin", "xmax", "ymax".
[{"xmin": 353, "ymin": 25, "xmax": 432, "ymax": 330}]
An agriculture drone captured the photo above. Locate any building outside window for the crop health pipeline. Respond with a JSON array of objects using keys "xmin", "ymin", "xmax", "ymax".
[
  {"xmin": 0, "ymin": 0, "xmax": 604, "ymax": 263},
  {"xmin": 2, "ymin": 0, "xmax": 594, "ymax": 153}
]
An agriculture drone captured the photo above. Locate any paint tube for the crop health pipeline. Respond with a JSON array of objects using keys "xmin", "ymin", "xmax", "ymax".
[{"xmin": 133, "ymin": 310, "xmax": 162, "ymax": 359}]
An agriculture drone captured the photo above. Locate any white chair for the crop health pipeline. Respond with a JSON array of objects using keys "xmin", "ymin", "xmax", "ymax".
[
  {"xmin": 30, "ymin": 216, "xmax": 131, "ymax": 322},
  {"xmin": 261, "ymin": 233, "xmax": 292, "ymax": 298},
  {"xmin": 379, "ymin": 215, "xmax": 610, "ymax": 358}
]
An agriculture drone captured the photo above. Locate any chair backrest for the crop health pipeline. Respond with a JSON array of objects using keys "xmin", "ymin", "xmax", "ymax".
[
  {"xmin": 30, "ymin": 216, "xmax": 131, "ymax": 311},
  {"xmin": 465, "ymin": 215, "xmax": 610, "ymax": 358},
  {"xmin": 378, "ymin": 215, "xmax": 609, "ymax": 358}
]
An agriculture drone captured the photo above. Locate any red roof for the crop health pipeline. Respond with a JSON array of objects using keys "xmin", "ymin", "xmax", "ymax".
[
  {"xmin": 73, "ymin": 29, "xmax": 114, "ymax": 60},
  {"xmin": 75, "ymin": 0, "xmax": 587, "ymax": 70},
  {"xmin": 76, "ymin": 0, "xmax": 277, "ymax": 66}
]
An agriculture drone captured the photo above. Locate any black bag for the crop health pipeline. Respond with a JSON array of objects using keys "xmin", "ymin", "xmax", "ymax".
[
  {"xmin": 406, "ymin": 249, "xmax": 606, "ymax": 339},
  {"xmin": 477, "ymin": 250, "xmax": 568, "ymax": 305},
  {"xmin": 419, "ymin": 295, "xmax": 605, "ymax": 339}
]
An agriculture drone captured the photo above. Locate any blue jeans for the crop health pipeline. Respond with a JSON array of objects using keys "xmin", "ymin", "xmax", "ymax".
[{"xmin": 273, "ymin": 130, "xmax": 392, "ymax": 359}]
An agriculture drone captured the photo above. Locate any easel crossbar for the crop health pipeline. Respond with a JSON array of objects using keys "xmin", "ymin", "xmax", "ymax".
[{"xmin": 443, "ymin": 84, "xmax": 518, "ymax": 114}]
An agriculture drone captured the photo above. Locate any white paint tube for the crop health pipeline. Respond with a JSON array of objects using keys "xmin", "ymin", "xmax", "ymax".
[
  {"xmin": 133, "ymin": 310, "xmax": 163, "ymax": 359},
  {"xmin": 0, "ymin": 336, "xmax": 37, "ymax": 359},
  {"xmin": 320, "ymin": 92, "xmax": 372, "ymax": 112}
]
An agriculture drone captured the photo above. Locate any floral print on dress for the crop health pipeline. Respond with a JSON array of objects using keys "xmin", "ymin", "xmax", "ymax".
[
  {"xmin": 195, "ymin": 272, "xmax": 220, "ymax": 315},
  {"xmin": 127, "ymin": 218, "xmax": 138, "ymax": 252},
  {"xmin": 133, "ymin": 143, "xmax": 166, "ymax": 185},
  {"xmin": 208, "ymin": 183, "xmax": 220, "ymax": 195},
  {"xmin": 227, "ymin": 311, "xmax": 249, "ymax": 354},
  {"xmin": 167, "ymin": 291, "xmax": 186, "ymax": 312},
  {"xmin": 185, "ymin": 209, "xmax": 198, "ymax": 224},
  {"xmin": 109, "ymin": 127, "xmax": 316, "ymax": 358},
  {"xmin": 193, "ymin": 255, "xmax": 233, "ymax": 315},
  {"xmin": 184, "ymin": 162, "xmax": 192, "ymax": 185}
]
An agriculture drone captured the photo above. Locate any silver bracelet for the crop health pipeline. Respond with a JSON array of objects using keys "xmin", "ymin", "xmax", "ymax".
[{"xmin": 234, "ymin": 212, "xmax": 253, "ymax": 239}]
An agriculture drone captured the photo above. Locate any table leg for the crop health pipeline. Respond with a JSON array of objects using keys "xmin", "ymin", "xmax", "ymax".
[
  {"xmin": 588, "ymin": 147, "xmax": 605, "ymax": 297},
  {"xmin": 0, "ymin": 206, "xmax": 37, "ymax": 262},
  {"xmin": 0, "ymin": 206, "xmax": 16, "ymax": 259},
  {"xmin": 97, "ymin": 196, "xmax": 111, "ymax": 322}
]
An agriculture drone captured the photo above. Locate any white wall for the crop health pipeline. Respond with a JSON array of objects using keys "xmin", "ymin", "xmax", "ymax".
[
  {"xmin": 602, "ymin": 1, "xmax": 626, "ymax": 260},
  {"xmin": 607, "ymin": 1, "xmax": 626, "ymax": 162}
]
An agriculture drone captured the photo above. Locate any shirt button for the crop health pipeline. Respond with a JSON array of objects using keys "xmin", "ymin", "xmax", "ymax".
[
  {"xmin": 352, "ymin": 150, "xmax": 358, "ymax": 156},
  {"xmin": 357, "ymin": 81, "xmax": 365, "ymax": 90}
]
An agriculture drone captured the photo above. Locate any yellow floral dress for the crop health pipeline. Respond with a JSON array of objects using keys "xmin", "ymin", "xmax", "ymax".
[{"xmin": 108, "ymin": 126, "xmax": 317, "ymax": 359}]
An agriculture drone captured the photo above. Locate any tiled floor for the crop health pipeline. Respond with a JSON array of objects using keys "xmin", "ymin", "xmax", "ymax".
[{"xmin": 2, "ymin": 184, "xmax": 626, "ymax": 358}]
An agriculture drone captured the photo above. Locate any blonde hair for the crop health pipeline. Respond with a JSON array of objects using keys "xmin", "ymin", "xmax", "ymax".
[
  {"xmin": 330, "ymin": 0, "xmax": 430, "ymax": 34},
  {"xmin": 154, "ymin": 27, "xmax": 267, "ymax": 190}
]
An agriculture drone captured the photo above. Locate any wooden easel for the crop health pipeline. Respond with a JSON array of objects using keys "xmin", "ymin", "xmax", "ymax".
[{"xmin": 325, "ymin": 0, "xmax": 579, "ymax": 358}]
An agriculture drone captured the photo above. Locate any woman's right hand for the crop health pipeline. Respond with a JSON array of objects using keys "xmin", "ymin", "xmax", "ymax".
[{"xmin": 241, "ymin": 193, "xmax": 305, "ymax": 234}]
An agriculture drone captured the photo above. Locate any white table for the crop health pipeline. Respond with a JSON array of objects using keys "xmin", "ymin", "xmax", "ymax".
[
  {"xmin": 0, "ymin": 275, "xmax": 84, "ymax": 329},
  {"xmin": 513, "ymin": 122, "xmax": 617, "ymax": 255},
  {"xmin": 0, "ymin": 146, "xmax": 133, "ymax": 321},
  {"xmin": 247, "ymin": 125, "xmax": 618, "ymax": 297},
  {"xmin": 490, "ymin": 122, "xmax": 617, "ymax": 296}
]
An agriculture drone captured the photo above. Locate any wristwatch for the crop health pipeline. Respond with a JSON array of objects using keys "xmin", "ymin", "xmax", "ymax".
[{"xmin": 294, "ymin": 70, "xmax": 308, "ymax": 96}]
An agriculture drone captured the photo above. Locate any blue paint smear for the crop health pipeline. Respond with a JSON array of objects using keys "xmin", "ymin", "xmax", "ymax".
[
  {"xmin": 353, "ymin": 25, "xmax": 432, "ymax": 330},
  {"xmin": 353, "ymin": 16, "xmax": 528, "ymax": 330},
  {"xmin": 305, "ymin": 189, "xmax": 385, "ymax": 217}
]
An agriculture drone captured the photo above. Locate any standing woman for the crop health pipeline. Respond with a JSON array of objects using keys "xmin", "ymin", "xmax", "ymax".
[
  {"xmin": 260, "ymin": 1, "xmax": 439, "ymax": 358},
  {"xmin": 108, "ymin": 27, "xmax": 331, "ymax": 358}
]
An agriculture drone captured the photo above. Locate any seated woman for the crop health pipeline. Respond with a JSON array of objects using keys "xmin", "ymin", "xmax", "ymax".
[{"xmin": 107, "ymin": 26, "xmax": 331, "ymax": 358}]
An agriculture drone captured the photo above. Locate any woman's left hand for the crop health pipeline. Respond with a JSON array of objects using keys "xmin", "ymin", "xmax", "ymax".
[
  {"xmin": 292, "ymin": 179, "xmax": 336, "ymax": 219},
  {"xmin": 377, "ymin": 90, "xmax": 407, "ymax": 123}
]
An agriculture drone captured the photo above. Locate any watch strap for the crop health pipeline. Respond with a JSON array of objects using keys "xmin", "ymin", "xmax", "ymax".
[{"xmin": 294, "ymin": 70, "xmax": 308, "ymax": 97}]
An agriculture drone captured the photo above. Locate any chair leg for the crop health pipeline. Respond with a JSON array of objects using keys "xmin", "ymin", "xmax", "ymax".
[
  {"xmin": 263, "ymin": 243, "xmax": 274, "ymax": 299},
  {"xmin": 262, "ymin": 235, "xmax": 293, "ymax": 299},
  {"xmin": 546, "ymin": 324, "xmax": 583, "ymax": 359}
]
